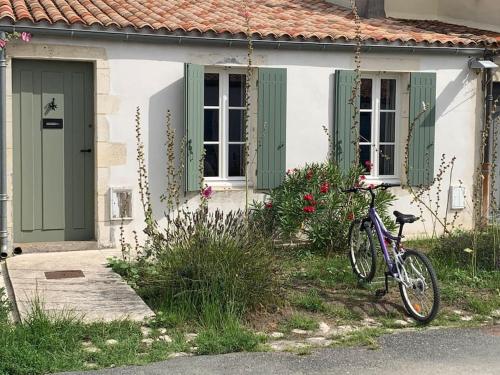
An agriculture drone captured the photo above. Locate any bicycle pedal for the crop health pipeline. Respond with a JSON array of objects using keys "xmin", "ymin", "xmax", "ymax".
[{"xmin": 375, "ymin": 289, "xmax": 387, "ymax": 298}]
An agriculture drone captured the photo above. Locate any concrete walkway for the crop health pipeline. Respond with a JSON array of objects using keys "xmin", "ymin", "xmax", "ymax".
[
  {"xmin": 5, "ymin": 249, "xmax": 154, "ymax": 322},
  {"xmin": 59, "ymin": 327, "xmax": 500, "ymax": 375}
]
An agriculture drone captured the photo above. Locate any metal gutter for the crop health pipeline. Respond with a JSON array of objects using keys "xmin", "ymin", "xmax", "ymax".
[
  {"xmin": 0, "ymin": 31, "xmax": 7, "ymax": 256},
  {"xmin": 0, "ymin": 23, "xmax": 492, "ymax": 56}
]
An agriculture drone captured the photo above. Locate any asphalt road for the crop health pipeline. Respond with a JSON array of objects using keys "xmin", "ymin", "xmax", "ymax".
[{"xmin": 60, "ymin": 327, "xmax": 500, "ymax": 375}]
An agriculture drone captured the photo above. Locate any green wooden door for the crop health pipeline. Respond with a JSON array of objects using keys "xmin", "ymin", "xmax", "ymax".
[{"xmin": 13, "ymin": 60, "xmax": 94, "ymax": 242}]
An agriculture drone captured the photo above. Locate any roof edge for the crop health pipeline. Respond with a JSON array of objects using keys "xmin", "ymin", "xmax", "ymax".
[{"xmin": 0, "ymin": 22, "xmax": 493, "ymax": 56}]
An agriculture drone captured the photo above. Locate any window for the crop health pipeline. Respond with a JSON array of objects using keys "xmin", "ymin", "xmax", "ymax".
[
  {"xmin": 359, "ymin": 75, "xmax": 399, "ymax": 179},
  {"xmin": 203, "ymin": 71, "xmax": 246, "ymax": 181}
]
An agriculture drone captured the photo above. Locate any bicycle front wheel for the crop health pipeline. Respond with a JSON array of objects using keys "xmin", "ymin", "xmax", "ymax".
[
  {"xmin": 398, "ymin": 249, "xmax": 440, "ymax": 324},
  {"xmin": 348, "ymin": 219, "xmax": 376, "ymax": 282}
]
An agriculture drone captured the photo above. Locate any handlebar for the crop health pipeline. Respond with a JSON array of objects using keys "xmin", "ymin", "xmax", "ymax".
[{"xmin": 343, "ymin": 182, "xmax": 400, "ymax": 208}]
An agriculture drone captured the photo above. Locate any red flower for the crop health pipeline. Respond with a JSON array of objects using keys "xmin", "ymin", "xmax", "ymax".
[
  {"xmin": 364, "ymin": 160, "xmax": 373, "ymax": 172},
  {"xmin": 303, "ymin": 206, "xmax": 316, "ymax": 213},
  {"xmin": 347, "ymin": 212, "xmax": 355, "ymax": 221},
  {"xmin": 306, "ymin": 170, "xmax": 313, "ymax": 180},
  {"xmin": 320, "ymin": 182, "xmax": 330, "ymax": 194},
  {"xmin": 359, "ymin": 175, "xmax": 366, "ymax": 181},
  {"xmin": 368, "ymin": 183, "xmax": 376, "ymax": 189},
  {"xmin": 265, "ymin": 201, "xmax": 273, "ymax": 209},
  {"xmin": 303, "ymin": 194, "xmax": 314, "ymax": 202}
]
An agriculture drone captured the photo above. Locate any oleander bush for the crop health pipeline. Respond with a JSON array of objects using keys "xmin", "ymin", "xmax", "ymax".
[{"xmin": 251, "ymin": 162, "xmax": 396, "ymax": 253}]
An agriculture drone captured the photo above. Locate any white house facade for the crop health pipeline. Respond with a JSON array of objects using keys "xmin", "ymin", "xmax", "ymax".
[{"xmin": 0, "ymin": 0, "xmax": 498, "ymax": 250}]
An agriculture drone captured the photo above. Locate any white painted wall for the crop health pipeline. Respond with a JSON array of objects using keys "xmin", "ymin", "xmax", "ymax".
[
  {"xmin": 12, "ymin": 37, "xmax": 481, "ymax": 244},
  {"xmin": 386, "ymin": 0, "xmax": 500, "ymax": 32}
]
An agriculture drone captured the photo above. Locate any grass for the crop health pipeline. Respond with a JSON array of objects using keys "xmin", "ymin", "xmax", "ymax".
[
  {"xmin": 292, "ymin": 290, "xmax": 326, "ymax": 313},
  {"xmin": 280, "ymin": 313, "xmax": 319, "ymax": 332},
  {"xmin": 0, "ymin": 301, "xmax": 187, "ymax": 375},
  {"xmin": 283, "ymin": 250, "xmax": 356, "ymax": 287},
  {"xmin": 325, "ymin": 304, "xmax": 363, "ymax": 322},
  {"xmin": 195, "ymin": 317, "xmax": 266, "ymax": 355},
  {"xmin": 466, "ymin": 296, "xmax": 500, "ymax": 316},
  {"xmin": 331, "ymin": 327, "xmax": 387, "ymax": 350},
  {"xmin": 0, "ymin": 287, "xmax": 10, "ymax": 322}
]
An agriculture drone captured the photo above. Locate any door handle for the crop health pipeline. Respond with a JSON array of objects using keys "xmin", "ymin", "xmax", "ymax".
[{"xmin": 80, "ymin": 149, "xmax": 92, "ymax": 153}]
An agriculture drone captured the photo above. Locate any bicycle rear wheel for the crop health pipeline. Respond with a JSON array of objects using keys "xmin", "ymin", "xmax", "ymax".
[
  {"xmin": 348, "ymin": 219, "xmax": 376, "ymax": 282},
  {"xmin": 398, "ymin": 249, "xmax": 440, "ymax": 324}
]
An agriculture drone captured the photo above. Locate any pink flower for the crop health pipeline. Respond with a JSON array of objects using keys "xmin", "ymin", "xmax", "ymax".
[
  {"xmin": 265, "ymin": 201, "xmax": 273, "ymax": 209},
  {"xmin": 364, "ymin": 160, "xmax": 373, "ymax": 172},
  {"xmin": 21, "ymin": 32, "xmax": 32, "ymax": 42},
  {"xmin": 368, "ymin": 183, "xmax": 376, "ymax": 189},
  {"xmin": 303, "ymin": 206, "xmax": 316, "ymax": 213},
  {"xmin": 0, "ymin": 39, "xmax": 6, "ymax": 49},
  {"xmin": 359, "ymin": 175, "xmax": 366, "ymax": 181},
  {"xmin": 201, "ymin": 185, "xmax": 213, "ymax": 199}
]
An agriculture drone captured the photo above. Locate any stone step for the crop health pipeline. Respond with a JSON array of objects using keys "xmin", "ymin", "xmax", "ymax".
[{"xmin": 12, "ymin": 241, "xmax": 101, "ymax": 254}]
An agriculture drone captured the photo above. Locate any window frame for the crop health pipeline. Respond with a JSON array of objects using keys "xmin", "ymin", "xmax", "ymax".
[
  {"xmin": 203, "ymin": 67, "xmax": 247, "ymax": 186},
  {"xmin": 360, "ymin": 73, "xmax": 401, "ymax": 183}
]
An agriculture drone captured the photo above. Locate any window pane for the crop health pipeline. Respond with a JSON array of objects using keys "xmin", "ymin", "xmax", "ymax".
[
  {"xmin": 229, "ymin": 74, "xmax": 246, "ymax": 107},
  {"xmin": 204, "ymin": 73, "xmax": 219, "ymax": 106},
  {"xmin": 204, "ymin": 109, "xmax": 219, "ymax": 141},
  {"xmin": 379, "ymin": 112, "xmax": 395, "ymax": 142},
  {"xmin": 360, "ymin": 145, "xmax": 371, "ymax": 173},
  {"xmin": 360, "ymin": 112, "xmax": 371, "ymax": 142},
  {"xmin": 228, "ymin": 144, "xmax": 245, "ymax": 177},
  {"xmin": 379, "ymin": 145, "xmax": 395, "ymax": 175},
  {"xmin": 360, "ymin": 79, "xmax": 372, "ymax": 109},
  {"xmin": 229, "ymin": 109, "xmax": 245, "ymax": 142},
  {"xmin": 380, "ymin": 79, "xmax": 396, "ymax": 110},
  {"xmin": 204, "ymin": 144, "xmax": 219, "ymax": 177}
]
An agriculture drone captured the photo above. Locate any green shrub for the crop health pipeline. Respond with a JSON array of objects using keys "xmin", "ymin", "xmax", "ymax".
[
  {"xmin": 251, "ymin": 162, "xmax": 396, "ymax": 253},
  {"xmin": 431, "ymin": 229, "xmax": 500, "ymax": 271},
  {"xmin": 116, "ymin": 208, "xmax": 277, "ymax": 325}
]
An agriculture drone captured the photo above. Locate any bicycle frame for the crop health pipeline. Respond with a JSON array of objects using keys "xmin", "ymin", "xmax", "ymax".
[
  {"xmin": 368, "ymin": 208, "xmax": 398, "ymax": 270},
  {"xmin": 367, "ymin": 207, "xmax": 413, "ymax": 287}
]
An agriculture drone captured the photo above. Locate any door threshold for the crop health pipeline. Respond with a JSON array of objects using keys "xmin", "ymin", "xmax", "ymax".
[{"xmin": 12, "ymin": 241, "xmax": 99, "ymax": 254}]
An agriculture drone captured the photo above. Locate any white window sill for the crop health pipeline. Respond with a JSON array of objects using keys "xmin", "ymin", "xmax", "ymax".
[
  {"xmin": 203, "ymin": 179, "xmax": 250, "ymax": 191},
  {"xmin": 364, "ymin": 176, "xmax": 401, "ymax": 185}
]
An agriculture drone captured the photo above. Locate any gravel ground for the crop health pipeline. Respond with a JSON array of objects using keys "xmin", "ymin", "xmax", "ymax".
[{"xmin": 59, "ymin": 326, "xmax": 500, "ymax": 375}]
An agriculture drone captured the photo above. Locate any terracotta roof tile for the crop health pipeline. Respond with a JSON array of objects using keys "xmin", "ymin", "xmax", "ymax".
[{"xmin": 0, "ymin": 0, "xmax": 498, "ymax": 48}]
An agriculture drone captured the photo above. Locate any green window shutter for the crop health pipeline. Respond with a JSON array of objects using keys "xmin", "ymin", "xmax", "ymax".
[
  {"xmin": 184, "ymin": 63, "xmax": 204, "ymax": 192},
  {"xmin": 408, "ymin": 72, "xmax": 436, "ymax": 186},
  {"xmin": 334, "ymin": 70, "xmax": 358, "ymax": 173},
  {"xmin": 257, "ymin": 68, "xmax": 287, "ymax": 190}
]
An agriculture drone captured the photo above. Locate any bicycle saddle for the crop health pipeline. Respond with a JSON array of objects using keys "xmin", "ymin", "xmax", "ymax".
[{"xmin": 393, "ymin": 211, "xmax": 418, "ymax": 224}]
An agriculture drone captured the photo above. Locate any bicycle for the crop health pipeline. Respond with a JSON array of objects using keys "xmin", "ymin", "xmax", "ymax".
[{"xmin": 344, "ymin": 183, "xmax": 440, "ymax": 324}]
